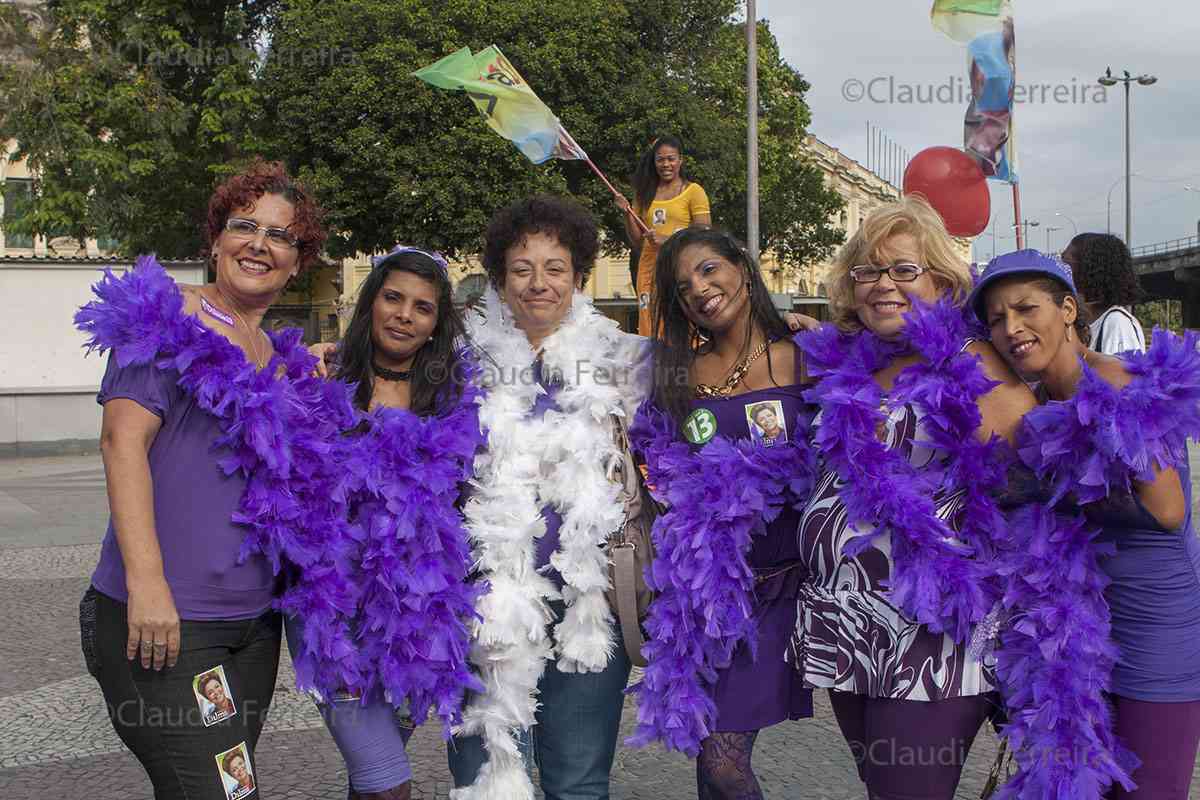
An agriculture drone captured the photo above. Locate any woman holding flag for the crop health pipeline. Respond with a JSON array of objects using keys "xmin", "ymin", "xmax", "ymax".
[{"xmin": 617, "ymin": 135, "xmax": 712, "ymax": 337}]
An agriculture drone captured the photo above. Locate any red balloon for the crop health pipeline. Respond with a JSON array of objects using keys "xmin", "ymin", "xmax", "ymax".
[{"xmin": 902, "ymin": 147, "xmax": 990, "ymax": 237}]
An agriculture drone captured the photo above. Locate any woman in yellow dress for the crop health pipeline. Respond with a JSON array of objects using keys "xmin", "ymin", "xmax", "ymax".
[{"xmin": 618, "ymin": 135, "xmax": 711, "ymax": 336}]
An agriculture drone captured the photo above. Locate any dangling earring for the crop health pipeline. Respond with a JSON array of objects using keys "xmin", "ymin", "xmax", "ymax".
[{"xmin": 1066, "ymin": 323, "xmax": 1072, "ymax": 342}]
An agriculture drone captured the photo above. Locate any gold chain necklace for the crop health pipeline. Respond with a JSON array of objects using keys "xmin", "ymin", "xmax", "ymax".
[
  {"xmin": 694, "ymin": 339, "xmax": 771, "ymax": 398},
  {"xmin": 211, "ymin": 287, "xmax": 268, "ymax": 368}
]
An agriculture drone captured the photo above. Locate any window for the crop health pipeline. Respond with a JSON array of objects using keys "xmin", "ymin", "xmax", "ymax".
[{"xmin": 3, "ymin": 178, "xmax": 33, "ymax": 249}]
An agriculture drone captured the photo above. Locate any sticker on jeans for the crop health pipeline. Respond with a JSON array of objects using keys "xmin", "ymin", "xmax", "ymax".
[
  {"xmin": 683, "ymin": 408, "xmax": 718, "ymax": 445},
  {"xmin": 745, "ymin": 399, "xmax": 787, "ymax": 446},
  {"xmin": 193, "ymin": 665, "xmax": 237, "ymax": 727},
  {"xmin": 216, "ymin": 742, "xmax": 256, "ymax": 799}
]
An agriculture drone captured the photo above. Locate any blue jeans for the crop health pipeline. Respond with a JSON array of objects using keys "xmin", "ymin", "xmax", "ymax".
[{"xmin": 448, "ymin": 631, "xmax": 632, "ymax": 800}]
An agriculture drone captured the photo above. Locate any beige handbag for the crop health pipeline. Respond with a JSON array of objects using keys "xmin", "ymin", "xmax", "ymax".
[{"xmin": 604, "ymin": 413, "xmax": 660, "ymax": 667}]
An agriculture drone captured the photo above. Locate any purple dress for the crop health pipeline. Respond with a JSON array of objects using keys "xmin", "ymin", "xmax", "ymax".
[
  {"xmin": 683, "ymin": 350, "xmax": 814, "ymax": 731},
  {"xmin": 1087, "ymin": 459, "xmax": 1200, "ymax": 702}
]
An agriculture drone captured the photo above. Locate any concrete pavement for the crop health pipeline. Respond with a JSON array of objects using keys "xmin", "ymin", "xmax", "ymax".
[{"xmin": 1, "ymin": 453, "xmax": 1197, "ymax": 799}]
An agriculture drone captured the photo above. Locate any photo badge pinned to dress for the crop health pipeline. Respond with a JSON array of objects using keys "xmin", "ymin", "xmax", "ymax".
[
  {"xmin": 683, "ymin": 408, "xmax": 718, "ymax": 445},
  {"xmin": 745, "ymin": 399, "xmax": 787, "ymax": 447},
  {"xmin": 216, "ymin": 741, "xmax": 256, "ymax": 799},
  {"xmin": 194, "ymin": 665, "xmax": 237, "ymax": 727},
  {"xmin": 653, "ymin": 208, "xmax": 667, "ymax": 226}
]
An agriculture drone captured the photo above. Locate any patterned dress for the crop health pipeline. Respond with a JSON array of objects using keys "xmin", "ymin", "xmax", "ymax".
[{"xmin": 791, "ymin": 401, "xmax": 996, "ymax": 701}]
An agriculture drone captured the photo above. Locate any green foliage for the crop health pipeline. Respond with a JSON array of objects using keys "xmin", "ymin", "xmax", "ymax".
[
  {"xmin": 0, "ymin": 1, "xmax": 271, "ymax": 256},
  {"xmin": 260, "ymin": 0, "xmax": 843, "ymax": 271},
  {"xmin": 1, "ymin": 0, "xmax": 843, "ymax": 274}
]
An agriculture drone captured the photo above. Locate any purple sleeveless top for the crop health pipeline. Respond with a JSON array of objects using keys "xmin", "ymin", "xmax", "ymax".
[
  {"xmin": 1087, "ymin": 459, "xmax": 1200, "ymax": 702},
  {"xmin": 682, "ymin": 344, "xmax": 813, "ymax": 730}
]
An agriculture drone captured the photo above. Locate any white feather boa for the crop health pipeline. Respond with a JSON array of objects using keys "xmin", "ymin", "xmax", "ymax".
[{"xmin": 451, "ymin": 287, "xmax": 646, "ymax": 800}]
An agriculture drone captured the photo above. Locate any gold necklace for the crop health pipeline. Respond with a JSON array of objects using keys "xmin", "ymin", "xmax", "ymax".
[
  {"xmin": 694, "ymin": 339, "xmax": 771, "ymax": 398},
  {"xmin": 212, "ymin": 287, "xmax": 268, "ymax": 368}
]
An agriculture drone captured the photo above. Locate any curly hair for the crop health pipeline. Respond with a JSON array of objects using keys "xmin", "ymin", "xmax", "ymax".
[
  {"xmin": 827, "ymin": 194, "xmax": 973, "ymax": 332},
  {"xmin": 482, "ymin": 195, "xmax": 599, "ymax": 289},
  {"xmin": 203, "ymin": 158, "xmax": 327, "ymax": 271},
  {"xmin": 1069, "ymin": 233, "xmax": 1143, "ymax": 309}
]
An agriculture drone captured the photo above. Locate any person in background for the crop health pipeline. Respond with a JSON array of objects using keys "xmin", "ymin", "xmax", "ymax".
[
  {"xmin": 1061, "ymin": 232, "xmax": 1146, "ymax": 354},
  {"xmin": 616, "ymin": 134, "xmax": 711, "ymax": 337}
]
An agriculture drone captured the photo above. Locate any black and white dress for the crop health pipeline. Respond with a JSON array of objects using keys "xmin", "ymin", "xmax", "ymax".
[{"xmin": 790, "ymin": 401, "xmax": 996, "ymax": 702}]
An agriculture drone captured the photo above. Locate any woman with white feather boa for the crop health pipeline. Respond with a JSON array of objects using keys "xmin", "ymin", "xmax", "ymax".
[{"xmin": 446, "ymin": 195, "xmax": 652, "ymax": 800}]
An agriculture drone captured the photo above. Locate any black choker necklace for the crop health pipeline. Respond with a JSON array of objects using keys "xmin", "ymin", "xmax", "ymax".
[{"xmin": 373, "ymin": 363, "xmax": 412, "ymax": 382}]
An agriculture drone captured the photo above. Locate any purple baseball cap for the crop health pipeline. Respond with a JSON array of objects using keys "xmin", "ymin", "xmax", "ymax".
[{"xmin": 967, "ymin": 248, "xmax": 1077, "ymax": 323}]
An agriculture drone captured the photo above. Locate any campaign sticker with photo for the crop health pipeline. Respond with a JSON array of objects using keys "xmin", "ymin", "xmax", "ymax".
[
  {"xmin": 194, "ymin": 665, "xmax": 237, "ymax": 727},
  {"xmin": 683, "ymin": 408, "xmax": 718, "ymax": 445},
  {"xmin": 216, "ymin": 741, "xmax": 256, "ymax": 800},
  {"xmin": 652, "ymin": 208, "xmax": 667, "ymax": 226},
  {"xmin": 745, "ymin": 399, "xmax": 788, "ymax": 446}
]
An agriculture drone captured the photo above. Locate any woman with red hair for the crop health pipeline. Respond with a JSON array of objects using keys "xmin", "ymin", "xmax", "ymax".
[{"xmin": 76, "ymin": 159, "xmax": 342, "ymax": 799}]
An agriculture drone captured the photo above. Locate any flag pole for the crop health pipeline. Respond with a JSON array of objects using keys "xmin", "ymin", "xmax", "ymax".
[
  {"xmin": 584, "ymin": 156, "xmax": 650, "ymax": 236},
  {"xmin": 560, "ymin": 125, "xmax": 651, "ymax": 236},
  {"xmin": 1012, "ymin": 183, "xmax": 1023, "ymax": 249}
]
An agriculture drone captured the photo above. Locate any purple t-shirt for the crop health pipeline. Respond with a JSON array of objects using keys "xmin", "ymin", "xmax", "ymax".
[{"xmin": 91, "ymin": 352, "xmax": 277, "ymax": 620}]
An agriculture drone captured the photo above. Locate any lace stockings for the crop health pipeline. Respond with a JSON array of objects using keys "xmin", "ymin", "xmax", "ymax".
[{"xmin": 696, "ymin": 730, "xmax": 764, "ymax": 800}]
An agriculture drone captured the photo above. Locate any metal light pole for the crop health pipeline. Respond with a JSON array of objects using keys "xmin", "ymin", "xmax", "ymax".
[
  {"xmin": 1045, "ymin": 225, "xmax": 1062, "ymax": 253},
  {"xmin": 1014, "ymin": 219, "xmax": 1039, "ymax": 246},
  {"xmin": 746, "ymin": 0, "xmax": 759, "ymax": 262},
  {"xmin": 1098, "ymin": 68, "xmax": 1157, "ymax": 246},
  {"xmin": 1055, "ymin": 212, "xmax": 1078, "ymax": 238}
]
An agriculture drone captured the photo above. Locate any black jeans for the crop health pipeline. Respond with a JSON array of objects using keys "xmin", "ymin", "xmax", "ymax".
[{"xmin": 80, "ymin": 587, "xmax": 282, "ymax": 799}]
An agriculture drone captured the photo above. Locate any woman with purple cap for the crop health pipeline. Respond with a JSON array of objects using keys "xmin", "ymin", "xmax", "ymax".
[{"xmin": 973, "ymin": 249, "xmax": 1200, "ymax": 799}]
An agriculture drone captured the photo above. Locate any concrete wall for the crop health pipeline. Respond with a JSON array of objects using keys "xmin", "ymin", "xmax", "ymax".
[{"xmin": 0, "ymin": 259, "xmax": 205, "ymax": 453}]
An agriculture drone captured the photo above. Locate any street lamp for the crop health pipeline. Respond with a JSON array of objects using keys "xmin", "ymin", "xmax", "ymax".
[
  {"xmin": 1054, "ymin": 212, "xmax": 1078, "ymax": 237},
  {"xmin": 1106, "ymin": 173, "xmax": 1137, "ymax": 235},
  {"xmin": 1013, "ymin": 219, "xmax": 1039, "ymax": 245},
  {"xmin": 1098, "ymin": 67, "xmax": 1157, "ymax": 246},
  {"xmin": 1045, "ymin": 225, "xmax": 1063, "ymax": 253}
]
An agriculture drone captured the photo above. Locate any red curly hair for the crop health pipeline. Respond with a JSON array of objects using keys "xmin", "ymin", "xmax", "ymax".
[{"xmin": 203, "ymin": 159, "xmax": 327, "ymax": 271}]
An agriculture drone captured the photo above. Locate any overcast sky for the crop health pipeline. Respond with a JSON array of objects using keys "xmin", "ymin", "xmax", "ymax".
[{"xmin": 758, "ymin": 1, "xmax": 1200, "ymax": 257}]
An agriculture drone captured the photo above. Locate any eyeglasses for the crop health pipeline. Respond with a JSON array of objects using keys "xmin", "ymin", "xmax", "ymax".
[
  {"xmin": 224, "ymin": 218, "xmax": 299, "ymax": 249},
  {"xmin": 849, "ymin": 262, "xmax": 927, "ymax": 284},
  {"xmin": 655, "ymin": 155, "xmax": 680, "ymax": 165}
]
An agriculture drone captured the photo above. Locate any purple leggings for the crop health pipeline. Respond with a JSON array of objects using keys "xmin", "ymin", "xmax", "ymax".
[
  {"xmin": 829, "ymin": 690, "xmax": 993, "ymax": 800},
  {"xmin": 285, "ymin": 616, "xmax": 412, "ymax": 794},
  {"xmin": 1108, "ymin": 695, "xmax": 1200, "ymax": 800}
]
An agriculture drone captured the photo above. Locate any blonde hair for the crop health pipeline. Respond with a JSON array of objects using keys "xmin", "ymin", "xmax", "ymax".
[{"xmin": 827, "ymin": 194, "xmax": 973, "ymax": 332}]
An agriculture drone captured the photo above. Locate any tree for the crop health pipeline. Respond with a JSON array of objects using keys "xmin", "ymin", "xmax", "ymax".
[
  {"xmin": 0, "ymin": 1, "xmax": 272, "ymax": 256},
  {"xmin": 260, "ymin": 0, "xmax": 843, "ymax": 270},
  {"xmin": 1, "ymin": 0, "xmax": 843, "ymax": 273}
]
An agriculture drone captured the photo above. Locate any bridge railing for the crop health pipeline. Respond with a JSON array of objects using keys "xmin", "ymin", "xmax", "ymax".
[{"xmin": 1132, "ymin": 235, "xmax": 1200, "ymax": 257}]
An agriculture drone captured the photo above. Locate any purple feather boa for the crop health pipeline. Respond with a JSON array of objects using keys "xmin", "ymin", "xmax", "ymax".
[
  {"xmin": 993, "ymin": 329, "xmax": 1200, "ymax": 797},
  {"xmin": 1019, "ymin": 329, "xmax": 1200, "ymax": 505},
  {"xmin": 799, "ymin": 298, "xmax": 1010, "ymax": 643},
  {"xmin": 626, "ymin": 397, "xmax": 816, "ymax": 756},
  {"xmin": 331, "ymin": 370, "xmax": 486, "ymax": 736},
  {"xmin": 74, "ymin": 257, "xmax": 369, "ymax": 700}
]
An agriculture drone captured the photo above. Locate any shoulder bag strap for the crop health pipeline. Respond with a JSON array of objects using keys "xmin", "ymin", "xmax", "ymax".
[{"xmin": 609, "ymin": 413, "xmax": 648, "ymax": 667}]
